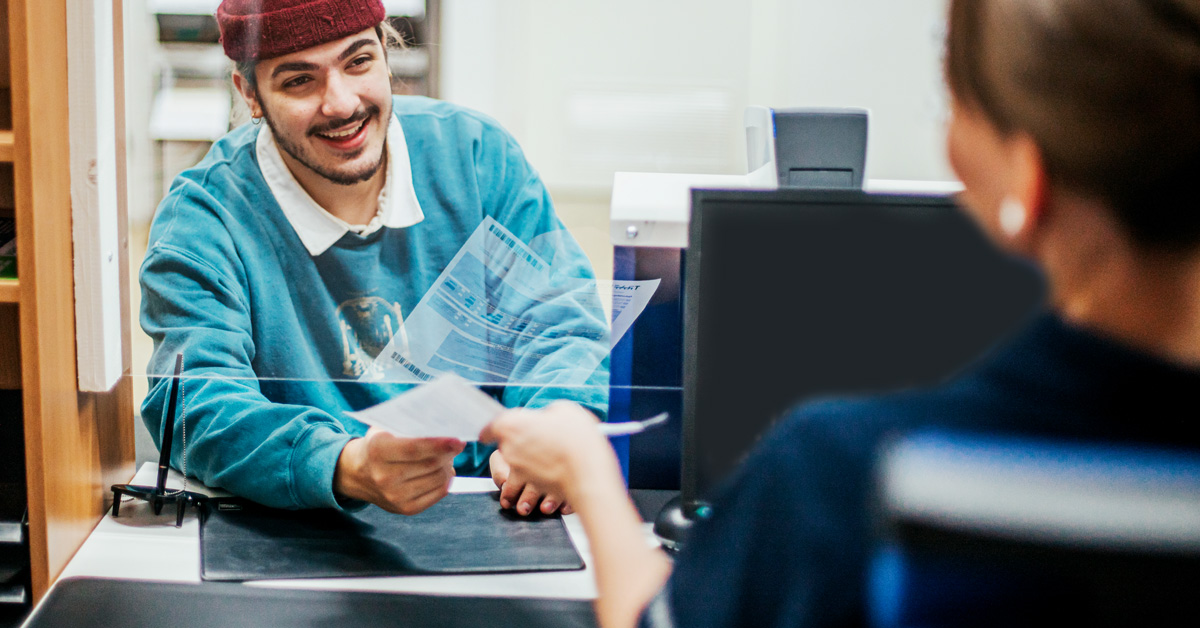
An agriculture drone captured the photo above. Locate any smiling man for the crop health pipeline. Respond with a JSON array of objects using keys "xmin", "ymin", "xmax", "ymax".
[{"xmin": 139, "ymin": 0, "xmax": 608, "ymax": 516}]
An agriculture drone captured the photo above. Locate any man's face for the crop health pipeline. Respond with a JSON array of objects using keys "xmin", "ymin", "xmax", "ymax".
[{"xmin": 242, "ymin": 28, "xmax": 393, "ymax": 186}]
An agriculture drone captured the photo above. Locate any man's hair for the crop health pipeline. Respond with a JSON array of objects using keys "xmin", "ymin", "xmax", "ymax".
[
  {"xmin": 946, "ymin": 0, "xmax": 1200, "ymax": 251},
  {"xmin": 235, "ymin": 20, "xmax": 406, "ymax": 95}
]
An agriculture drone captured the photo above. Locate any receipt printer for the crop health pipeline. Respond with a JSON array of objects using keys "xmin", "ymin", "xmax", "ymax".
[{"xmin": 744, "ymin": 106, "xmax": 868, "ymax": 189}]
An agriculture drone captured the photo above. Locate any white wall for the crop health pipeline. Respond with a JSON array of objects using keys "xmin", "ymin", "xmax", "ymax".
[
  {"xmin": 441, "ymin": 0, "xmax": 954, "ymax": 190},
  {"xmin": 441, "ymin": 0, "xmax": 954, "ymax": 278},
  {"xmin": 124, "ymin": 0, "xmax": 161, "ymax": 227},
  {"xmin": 767, "ymin": 1, "xmax": 952, "ymax": 181}
]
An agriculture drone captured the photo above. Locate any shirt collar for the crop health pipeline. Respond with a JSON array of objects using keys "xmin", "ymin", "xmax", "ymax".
[{"xmin": 256, "ymin": 113, "xmax": 425, "ymax": 256}]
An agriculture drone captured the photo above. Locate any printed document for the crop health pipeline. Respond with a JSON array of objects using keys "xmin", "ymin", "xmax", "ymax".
[
  {"xmin": 365, "ymin": 219, "xmax": 657, "ymax": 384},
  {"xmin": 347, "ymin": 374, "xmax": 504, "ymax": 440}
]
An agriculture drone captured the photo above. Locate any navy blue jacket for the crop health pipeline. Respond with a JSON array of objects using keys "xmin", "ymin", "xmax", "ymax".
[{"xmin": 655, "ymin": 313, "xmax": 1200, "ymax": 627}]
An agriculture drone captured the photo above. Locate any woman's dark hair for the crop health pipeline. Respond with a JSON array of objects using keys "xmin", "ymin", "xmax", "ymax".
[{"xmin": 946, "ymin": 0, "xmax": 1200, "ymax": 250}]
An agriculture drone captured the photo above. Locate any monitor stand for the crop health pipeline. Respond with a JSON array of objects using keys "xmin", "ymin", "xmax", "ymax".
[{"xmin": 652, "ymin": 495, "xmax": 695, "ymax": 553}]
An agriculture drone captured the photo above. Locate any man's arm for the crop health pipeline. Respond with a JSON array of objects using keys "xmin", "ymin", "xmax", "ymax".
[
  {"xmin": 141, "ymin": 183, "xmax": 458, "ymax": 512},
  {"xmin": 141, "ymin": 239, "xmax": 350, "ymax": 509}
]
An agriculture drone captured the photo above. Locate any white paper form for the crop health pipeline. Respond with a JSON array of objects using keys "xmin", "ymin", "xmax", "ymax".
[
  {"xmin": 348, "ymin": 375, "xmax": 669, "ymax": 441},
  {"xmin": 347, "ymin": 374, "xmax": 504, "ymax": 440},
  {"xmin": 367, "ymin": 218, "xmax": 611, "ymax": 385},
  {"xmin": 607, "ymin": 279, "xmax": 660, "ymax": 349}
]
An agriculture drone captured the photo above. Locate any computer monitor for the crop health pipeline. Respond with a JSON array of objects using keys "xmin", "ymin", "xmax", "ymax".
[{"xmin": 680, "ymin": 188, "xmax": 1046, "ymax": 514}]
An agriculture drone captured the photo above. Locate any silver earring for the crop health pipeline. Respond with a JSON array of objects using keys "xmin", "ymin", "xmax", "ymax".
[
  {"xmin": 251, "ymin": 116, "xmax": 263, "ymax": 125},
  {"xmin": 999, "ymin": 197, "xmax": 1027, "ymax": 237}
]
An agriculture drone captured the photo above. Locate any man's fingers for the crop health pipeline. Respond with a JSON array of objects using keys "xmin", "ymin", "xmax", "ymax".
[
  {"xmin": 499, "ymin": 475, "xmax": 525, "ymax": 510},
  {"xmin": 515, "ymin": 483, "xmax": 542, "ymax": 517},
  {"xmin": 368, "ymin": 431, "xmax": 464, "ymax": 463},
  {"xmin": 392, "ymin": 436, "xmax": 464, "ymax": 460},
  {"xmin": 489, "ymin": 450, "xmax": 510, "ymax": 489},
  {"xmin": 383, "ymin": 464, "xmax": 455, "ymax": 516},
  {"xmin": 367, "ymin": 450, "xmax": 451, "ymax": 487},
  {"xmin": 390, "ymin": 478, "xmax": 450, "ymax": 516},
  {"xmin": 540, "ymin": 491, "xmax": 566, "ymax": 515}
]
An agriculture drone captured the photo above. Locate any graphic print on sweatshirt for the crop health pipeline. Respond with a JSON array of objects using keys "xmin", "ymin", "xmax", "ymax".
[{"xmin": 336, "ymin": 296, "xmax": 406, "ymax": 377}]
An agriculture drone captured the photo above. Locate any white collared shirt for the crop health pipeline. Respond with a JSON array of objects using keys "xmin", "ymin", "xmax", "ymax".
[{"xmin": 256, "ymin": 114, "xmax": 425, "ymax": 256}]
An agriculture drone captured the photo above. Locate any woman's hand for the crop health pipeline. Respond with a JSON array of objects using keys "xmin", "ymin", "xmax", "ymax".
[
  {"xmin": 479, "ymin": 401, "xmax": 622, "ymax": 511},
  {"xmin": 483, "ymin": 401, "xmax": 671, "ymax": 628}
]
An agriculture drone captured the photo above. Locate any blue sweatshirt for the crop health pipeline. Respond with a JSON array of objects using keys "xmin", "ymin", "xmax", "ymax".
[{"xmin": 140, "ymin": 96, "xmax": 608, "ymax": 509}]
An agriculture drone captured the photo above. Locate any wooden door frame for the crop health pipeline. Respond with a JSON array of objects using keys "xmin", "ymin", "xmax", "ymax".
[{"xmin": 10, "ymin": 0, "xmax": 135, "ymax": 601}]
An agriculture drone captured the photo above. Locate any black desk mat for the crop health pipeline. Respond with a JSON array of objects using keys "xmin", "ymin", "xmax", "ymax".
[
  {"xmin": 27, "ymin": 578, "xmax": 597, "ymax": 628},
  {"xmin": 200, "ymin": 492, "xmax": 584, "ymax": 581}
]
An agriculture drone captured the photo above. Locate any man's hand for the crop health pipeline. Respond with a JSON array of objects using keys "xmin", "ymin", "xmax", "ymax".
[
  {"xmin": 334, "ymin": 428, "xmax": 465, "ymax": 515},
  {"xmin": 489, "ymin": 449, "xmax": 572, "ymax": 516}
]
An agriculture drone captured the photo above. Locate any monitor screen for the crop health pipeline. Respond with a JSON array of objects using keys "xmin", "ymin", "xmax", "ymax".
[{"xmin": 682, "ymin": 188, "xmax": 1046, "ymax": 510}]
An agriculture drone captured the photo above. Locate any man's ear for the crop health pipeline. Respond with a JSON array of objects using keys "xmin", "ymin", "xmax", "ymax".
[{"xmin": 232, "ymin": 71, "xmax": 263, "ymax": 119}]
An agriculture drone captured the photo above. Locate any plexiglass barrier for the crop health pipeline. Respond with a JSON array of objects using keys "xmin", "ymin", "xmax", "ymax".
[{"xmin": 135, "ymin": 215, "xmax": 685, "ymax": 502}]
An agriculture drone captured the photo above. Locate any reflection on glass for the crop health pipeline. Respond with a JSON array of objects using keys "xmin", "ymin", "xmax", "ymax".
[{"xmin": 369, "ymin": 218, "xmax": 610, "ymax": 388}]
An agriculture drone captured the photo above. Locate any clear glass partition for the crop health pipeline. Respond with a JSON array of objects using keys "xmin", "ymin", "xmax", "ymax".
[
  {"xmin": 136, "ymin": 218, "xmax": 675, "ymax": 388},
  {"xmin": 133, "ymin": 212, "xmax": 683, "ymax": 499}
]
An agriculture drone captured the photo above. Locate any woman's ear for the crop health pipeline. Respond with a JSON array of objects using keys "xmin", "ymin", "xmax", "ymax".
[
  {"xmin": 1009, "ymin": 134, "xmax": 1050, "ymax": 233},
  {"xmin": 231, "ymin": 71, "xmax": 264, "ymax": 120}
]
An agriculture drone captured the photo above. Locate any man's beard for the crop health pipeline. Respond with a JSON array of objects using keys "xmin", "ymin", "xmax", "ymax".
[{"xmin": 262, "ymin": 102, "xmax": 387, "ymax": 186}]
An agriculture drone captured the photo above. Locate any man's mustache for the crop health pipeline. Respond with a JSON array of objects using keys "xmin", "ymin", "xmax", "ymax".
[{"xmin": 308, "ymin": 105, "xmax": 380, "ymax": 136}]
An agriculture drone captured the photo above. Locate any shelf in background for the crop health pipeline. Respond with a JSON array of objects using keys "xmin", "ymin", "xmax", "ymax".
[
  {"xmin": 0, "ymin": 131, "xmax": 12, "ymax": 163},
  {"xmin": 0, "ymin": 280, "xmax": 16, "ymax": 303}
]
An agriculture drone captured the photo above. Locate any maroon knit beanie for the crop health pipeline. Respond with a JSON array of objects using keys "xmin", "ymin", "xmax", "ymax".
[{"xmin": 217, "ymin": 0, "xmax": 387, "ymax": 62}]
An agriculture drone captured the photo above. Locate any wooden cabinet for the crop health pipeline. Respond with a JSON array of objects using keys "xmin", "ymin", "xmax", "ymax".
[{"xmin": 3, "ymin": 0, "xmax": 136, "ymax": 606}]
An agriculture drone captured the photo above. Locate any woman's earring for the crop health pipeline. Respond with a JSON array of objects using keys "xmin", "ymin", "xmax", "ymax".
[{"xmin": 999, "ymin": 197, "xmax": 1027, "ymax": 237}]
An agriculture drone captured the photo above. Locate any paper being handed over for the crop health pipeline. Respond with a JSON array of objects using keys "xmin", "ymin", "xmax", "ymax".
[
  {"xmin": 347, "ymin": 374, "xmax": 505, "ymax": 441},
  {"xmin": 348, "ymin": 374, "xmax": 671, "ymax": 441}
]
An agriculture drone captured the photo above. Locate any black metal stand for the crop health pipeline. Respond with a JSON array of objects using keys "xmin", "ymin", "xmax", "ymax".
[
  {"xmin": 109, "ymin": 353, "xmax": 202, "ymax": 528},
  {"xmin": 110, "ymin": 484, "xmax": 206, "ymax": 528}
]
